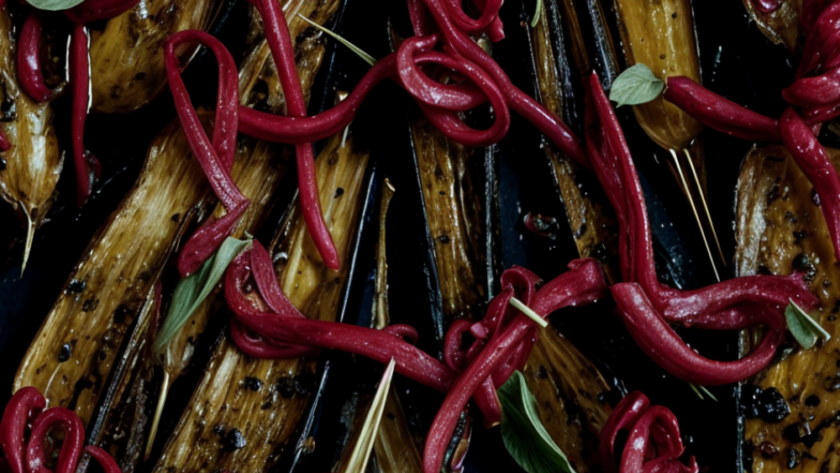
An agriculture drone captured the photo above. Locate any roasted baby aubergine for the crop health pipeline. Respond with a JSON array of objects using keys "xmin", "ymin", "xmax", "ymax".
[
  {"xmin": 0, "ymin": 2, "xmax": 62, "ymax": 267},
  {"xmin": 153, "ymin": 132, "xmax": 373, "ymax": 472},
  {"xmin": 735, "ymin": 144, "xmax": 840, "ymax": 473},
  {"xmin": 88, "ymin": 0, "xmax": 224, "ymax": 113}
]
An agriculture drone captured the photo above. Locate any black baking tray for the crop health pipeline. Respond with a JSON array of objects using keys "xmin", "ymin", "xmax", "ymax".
[{"xmin": 0, "ymin": 0, "xmax": 800, "ymax": 471}]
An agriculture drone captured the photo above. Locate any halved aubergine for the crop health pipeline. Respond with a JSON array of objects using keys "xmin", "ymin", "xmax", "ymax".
[
  {"xmin": 151, "ymin": 130, "xmax": 374, "ymax": 472},
  {"xmin": 89, "ymin": 0, "xmax": 227, "ymax": 113},
  {"xmin": 735, "ymin": 143, "xmax": 840, "ymax": 473},
  {"xmin": 0, "ymin": 2, "xmax": 62, "ymax": 269}
]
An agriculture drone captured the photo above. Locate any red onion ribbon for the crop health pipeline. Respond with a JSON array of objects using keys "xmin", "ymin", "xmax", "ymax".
[
  {"xmin": 0, "ymin": 387, "xmax": 122, "ymax": 473},
  {"xmin": 224, "ymin": 239, "xmax": 607, "ymax": 473},
  {"xmin": 586, "ymin": 71, "xmax": 817, "ymax": 385},
  {"xmin": 600, "ymin": 391, "xmax": 699, "ymax": 473},
  {"xmin": 666, "ymin": 0, "xmax": 840, "ymax": 262},
  {"xmin": 163, "ymin": 30, "xmax": 249, "ymax": 277},
  {"xmin": 15, "ymin": 0, "xmax": 140, "ymax": 206}
]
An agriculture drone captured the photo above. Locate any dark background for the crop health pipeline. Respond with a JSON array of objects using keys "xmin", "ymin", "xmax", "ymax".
[{"xmin": 0, "ymin": 0, "xmax": 803, "ymax": 471}]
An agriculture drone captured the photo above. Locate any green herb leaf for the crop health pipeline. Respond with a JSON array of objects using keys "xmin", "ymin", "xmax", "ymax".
[
  {"xmin": 153, "ymin": 237, "xmax": 252, "ymax": 354},
  {"xmin": 297, "ymin": 14, "xmax": 376, "ymax": 66},
  {"xmin": 608, "ymin": 64, "xmax": 664, "ymax": 107},
  {"xmin": 498, "ymin": 371, "xmax": 576, "ymax": 473},
  {"xmin": 26, "ymin": 0, "xmax": 85, "ymax": 11},
  {"xmin": 530, "ymin": 0, "xmax": 543, "ymax": 27},
  {"xmin": 786, "ymin": 300, "xmax": 831, "ymax": 350}
]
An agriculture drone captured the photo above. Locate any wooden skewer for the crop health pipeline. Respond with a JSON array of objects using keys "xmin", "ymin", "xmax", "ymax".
[
  {"xmin": 682, "ymin": 148, "xmax": 726, "ymax": 267},
  {"xmin": 669, "ymin": 148, "xmax": 720, "ymax": 282}
]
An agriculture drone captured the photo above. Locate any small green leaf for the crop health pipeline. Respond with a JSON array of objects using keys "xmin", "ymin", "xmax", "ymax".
[
  {"xmin": 26, "ymin": 0, "xmax": 85, "ymax": 11},
  {"xmin": 153, "ymin": 237, "xmax": 252, "ymax": 354},
  {"xmin": 297, "ymin": 14, "xmax": 376, "ymax": 66},
  {"xmin": 786, "ymin": 300, "xmax": 831, "ymax": 350},
  {"xmin": 608, "ymin": 64, "xmax": 664, "ymax": 107},
  {"xmin": 498, "ymin": 371, "xmax": 576, "ymax": 473}
]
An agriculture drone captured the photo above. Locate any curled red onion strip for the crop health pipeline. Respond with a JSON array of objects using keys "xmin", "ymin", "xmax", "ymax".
[
  {"xmin": 70, "ymin": 24, "xmax": 101, "ymax": 207},
  {"xmin": 0, "ymin": 387, "xmax": 45, "ymax": 473},
  {"xmin": 26, "ymin": 407, "xmax": 85, "ymax": 473},
  {"xmin": 0, "ymin": 387, "xmax": 122, "ymax": 473},
  {"xmin": 586, "ymin": 72, "xmax": 816, "ymax": 384},
  {"xmin": 780, "ymin": 107, "xmax": 840, "ymax": 261},
  {"xmin": 253, "ymin": 0, "xmax": 339, "ymax": 271},
  {"xmin": 17, "ymin": 13, "xmax": 55, "ymax": 103},
  {"xmin": 601, "ymin": 392, "xmax": 698, "ymax": 473},
  {"xmin": 423, "ymin": 258, "xmax": 608, "ymax": 473},
  {"xmin": 164, "ymin": 30, "xmax": 250, "ymax": 277},
  {"xmin": 612, "ymin": 283, "xmax": 782, "ymax": 386},
  {"xmin": 663, "ymin": 77, "xmax": 781, "ymax": 142}
]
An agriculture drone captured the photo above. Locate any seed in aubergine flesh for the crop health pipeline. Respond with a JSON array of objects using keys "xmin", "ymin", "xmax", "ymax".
[
  {"xmin": 0, "ymin": 158, "xmax": 6, "ymax": 171},
  {"xmin": 333, "ymin": 187, "xmax": 344, "ymax": 198},
  {"xmin": 759, "ymin": 387, "xmax": 790, "ymax": 423},
  {"xmin": 113, "ymin": 305, "xmax": 132, "ymax": 324},
  {"xmin": 438, "ymin": 235, "xmax": 450, "ymax": 244},
  {"xmin": 223, "ymin": 429, "xmax": 246, "ymax": 451},
  {"xmin": 67, "ymin": 279, "xmax": 86, "ymax": 294},
  {"xmin": 811, "ymin": 188, "xmax": 821, "ymax": 206},
  {"xmin": 58, "ymin": 343, "xmax": 71, "ymax": 362},
  {"xmin": 242, "ymin": 376, "xmax": 262, "ymax": 392},
  {"xmin": 805, "ymin": 395, "xmax": 821, "ymax": 407},
  {"xmin": 758, "ymin": 441, "xmax": 779, "ymax": 459}
]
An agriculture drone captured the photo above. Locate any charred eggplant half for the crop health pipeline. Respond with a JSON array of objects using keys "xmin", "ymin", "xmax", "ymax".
[
  {"xmin": 735, "ymin": 144, "xmax": 840, "ymax": 473},
  {"xmin": 89, "ymin": 0, "xmax": 226, "ymax": 113},
  {"xmin": 152, "ymin": 131, "xmax": 374, "ymax": 472},
  {"xmin": 0, "ymin": 3, "xmax": 62, "ymax": 270}
]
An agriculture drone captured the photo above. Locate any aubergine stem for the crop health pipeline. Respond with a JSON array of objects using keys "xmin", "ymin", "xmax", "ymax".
[
  {"xmin": 668, "ymin": 148, "xmax": 720, "ymax": 281},
  {"xmin": 343, "ymin": 359, "xmax": 396, "ymax": 473},
  {"xmin": 20, "ymin": 210, "xmax": 33, "ymax": 276},
  {"xmin": 143, "ymin": 370, "xmax": 169, "ymax": 461}
]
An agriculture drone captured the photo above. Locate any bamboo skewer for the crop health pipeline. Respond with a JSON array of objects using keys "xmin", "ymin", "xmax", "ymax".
[{"xmin": 669, "ymin": 148, "xmax": 720, "ymax": 282}]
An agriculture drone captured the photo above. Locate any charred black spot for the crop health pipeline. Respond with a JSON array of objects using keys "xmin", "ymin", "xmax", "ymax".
[
  {"xmin": 334, "ymin": 187, "xmax": 344, "ymax": 198},
  {"xmin": 113, "ymin": 304, "xmax": 132, "ymax": 324},
  {"xmin": 438, "ymin": 235, "xmax": 451, "ymax": 244},
  {"xmin": 806, "ymin": 395, "xmax": 821, "ymax": 407},
  {"xmin": 82, "ymin": 298, "xmax": 98, "ymax": 312},
  {"xmin": 67, "ymin": 279, "xmax": 86, "ymax": 294},
  {"xmin": 741, "ymin": 385, "xmax": 790, "ymax": 423},
  {"xmin": 591, "ymin": 242, "xmax": 609, "ymax": 263},
  {"xmin": 223, "ymin": 429, "xmax": 247, "ymax": 451}
]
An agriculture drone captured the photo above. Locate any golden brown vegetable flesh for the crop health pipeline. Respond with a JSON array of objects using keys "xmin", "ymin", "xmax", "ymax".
[
  {"xmin": 614, "ymin": 0, "xmax": 704, "ymax": 150},
  {"xmin": 735, "ymin": 144, "xmax": 840, "ymax": 473},
  {"xmin": 0, "ymin": 4, "xmax": 61, "ymax": 254},
  {"xmin": 89, "ymin": 0, "xmax": 221, "ymax": 113},
  {"xmin": 153, "ymin": 134, "xmax": 370, "ymax": 473}
]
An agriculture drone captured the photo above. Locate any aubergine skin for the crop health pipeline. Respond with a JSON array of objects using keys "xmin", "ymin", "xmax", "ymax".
[
  {"xmin": 0, "ymin": 4, "xmax": 62, "ymax": 241},
  {"xmin": 153, "ymin": 134, "xmax": 370, "ymax": 473},
  {"xmin": 614, "ymin": 0, "xmax": 704, "ymax": 151},
  {"xmin": 735, "ymin": 144, "xmax": 840, "ymax": 473},
  {"xmin": 412, "ymin": 117, "xmax": 488, "ymax": 323},
  {"xmin": 89, "ymin": 0, "xmax": 220, "ymax": 113}
]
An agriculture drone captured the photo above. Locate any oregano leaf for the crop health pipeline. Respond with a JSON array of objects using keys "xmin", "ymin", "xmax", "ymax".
[{"xmin": 608, "ymin": 64, "xmax": 664, "ymax": 107}]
